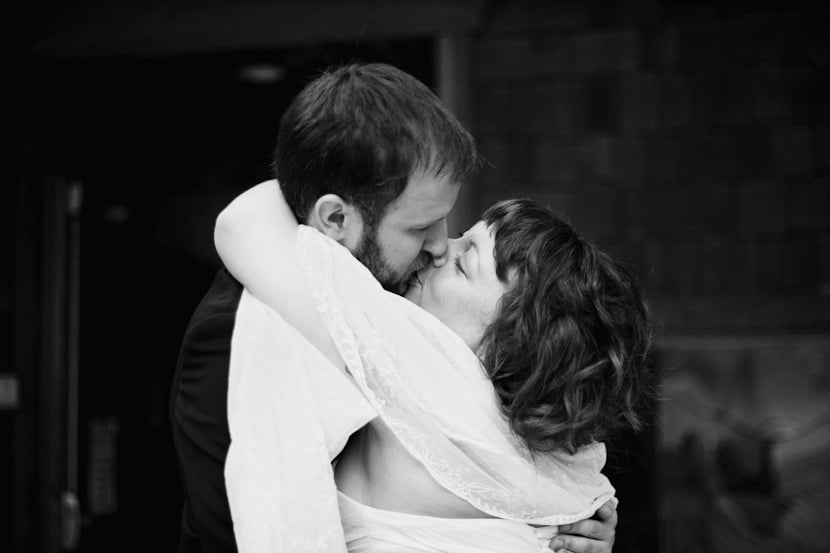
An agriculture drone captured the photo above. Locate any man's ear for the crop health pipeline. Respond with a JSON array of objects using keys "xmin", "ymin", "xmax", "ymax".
[{"xmin": 310, "ymin": 194, "xmax": 364, "ymax": 248}]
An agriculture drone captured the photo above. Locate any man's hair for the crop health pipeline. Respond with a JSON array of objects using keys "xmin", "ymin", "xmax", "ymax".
[
  {"xmin": 479, "ymin": 200, "xmax": 656, "ymax": 455},
  {"xmin": 274, "ymin": 63, "xmax": 481, "ymax": 228}
]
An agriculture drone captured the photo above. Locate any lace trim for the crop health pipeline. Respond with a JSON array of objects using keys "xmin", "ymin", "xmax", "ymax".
[{"xmin": 296, "ymin": 226, "xmax": 614, "ymax": 525}]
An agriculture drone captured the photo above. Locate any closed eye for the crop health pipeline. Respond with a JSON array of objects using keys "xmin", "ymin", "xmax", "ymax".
[{"xmin": 454, "ymin": 255, "xmax": 467, "ymax": 277}]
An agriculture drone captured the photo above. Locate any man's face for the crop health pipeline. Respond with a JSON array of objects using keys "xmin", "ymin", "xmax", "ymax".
[{"xmin": 354, "ymin": 171, "xmax": 461, "ymax": 294}]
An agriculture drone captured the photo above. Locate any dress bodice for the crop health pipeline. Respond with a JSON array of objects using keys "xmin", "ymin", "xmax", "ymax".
[{"xmin": 338, "ymin": 492, "xmax": 558, "ymax": 553}]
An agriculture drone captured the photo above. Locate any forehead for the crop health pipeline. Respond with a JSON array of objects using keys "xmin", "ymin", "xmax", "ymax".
[
  {"xmin": 382, "ymin": 171, "xmax": 460, "ymax": 226},
  {"xmin": 463, "ymin": 220, "xmax": 496, "ymax": 249},
  {"xmin": 466, "ymin": 220, "xmax": 491, "ymax": 237},
  {"xmin": 467, "ymin": 220, "xmax": 515, "ymax": 284}
]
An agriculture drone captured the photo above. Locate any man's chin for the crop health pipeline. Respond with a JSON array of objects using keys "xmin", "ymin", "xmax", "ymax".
[
  {"xmin": 379, "ymin": 274, "xmax": 407, "ymax": 295},
  {"xmin": 381, "ymin": 271, "xmax": 418, "ymax": 296},
  {"xmin": 374, "ymin": 262, "xmax": 426, "ymax": 296}
]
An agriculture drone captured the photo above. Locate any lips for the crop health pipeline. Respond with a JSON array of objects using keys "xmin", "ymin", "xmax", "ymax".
[
  {"xmin": 403, "ymin": 267, "xmax": 426, "ymax": 302},
  {"xmin": 404, "ymin": 270, "xmax": 422, "ymax": 292}
]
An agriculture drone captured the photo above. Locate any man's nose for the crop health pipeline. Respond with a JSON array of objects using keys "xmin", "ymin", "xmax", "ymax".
[
  {"xmin": 425, "ymin": 220, "xmax": 450, "ymax": 267},
  {"xmin": 431, "ymin": 247, "xmax": 449, "ymax": 268}
]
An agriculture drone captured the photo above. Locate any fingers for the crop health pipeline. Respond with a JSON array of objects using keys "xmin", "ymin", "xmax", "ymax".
[
  {"xmin": 550, "ymin": 501, "xmax": 618, "ymax": 552},
  {"xmin": 549, "ymin": 535, "xmax": 610, "ymax": 553},
  {"xmin": 594, "ymin": 500, "xmax": 618, "ymax": 526},
  {"xmin": 558, "ymin": 519, "xmax": 613, "ymax": 541}
]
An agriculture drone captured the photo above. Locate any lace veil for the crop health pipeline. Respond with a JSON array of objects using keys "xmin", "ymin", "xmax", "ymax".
[{"xmin": 224, "ymin": 225, "xmax": 615, "ymax": 552}]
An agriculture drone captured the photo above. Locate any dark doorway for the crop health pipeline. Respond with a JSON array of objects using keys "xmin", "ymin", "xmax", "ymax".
[{"xmin": 27, "ymin": 38, "xmax": 433, "ymax": 552}]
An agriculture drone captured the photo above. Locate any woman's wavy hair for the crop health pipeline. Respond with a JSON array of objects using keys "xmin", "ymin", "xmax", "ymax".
[{"xmin": 480, "ymin": 199, "xmax": 655, "ymax": 455}]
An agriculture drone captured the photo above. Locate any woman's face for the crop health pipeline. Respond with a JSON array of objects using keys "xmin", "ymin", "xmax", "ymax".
[{"xmin": 405, "ymin": 221, "xmax": 512, "ymax": 351}]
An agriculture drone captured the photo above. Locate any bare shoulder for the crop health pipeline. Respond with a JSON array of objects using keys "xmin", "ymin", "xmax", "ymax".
[{"xmin": 335, "ymin": 419, "xmax": 492, "ymax": 519}]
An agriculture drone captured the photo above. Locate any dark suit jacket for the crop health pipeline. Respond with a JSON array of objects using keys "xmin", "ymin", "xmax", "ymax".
[{"xmin": 170, "ymin": 269, "xmax": 242, "ymax": 553}]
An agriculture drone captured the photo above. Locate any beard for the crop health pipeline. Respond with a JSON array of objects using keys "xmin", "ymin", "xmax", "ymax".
[{"xmin": 353, "ymin": 224, "xmax": 430, "ymax": 295}]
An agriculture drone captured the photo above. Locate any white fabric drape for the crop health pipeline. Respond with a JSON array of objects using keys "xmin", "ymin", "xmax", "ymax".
[
  {"xmin": 225, "ymin": 225, "xmax": 616, "ymax": 552},
  {"xmin": 225, "ymin": 290, "xmax": 376, "ymax": 553}
]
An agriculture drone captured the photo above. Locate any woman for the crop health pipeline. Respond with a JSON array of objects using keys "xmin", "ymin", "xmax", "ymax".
[{"xmin": 216, "ymin": 181, "xmax": 654, "ymax": 553}]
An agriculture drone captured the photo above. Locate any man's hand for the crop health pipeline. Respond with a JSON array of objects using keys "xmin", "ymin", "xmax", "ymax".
[{"xmin": 549, "ymin": 500, "xmax": 617, "ymax": 553}]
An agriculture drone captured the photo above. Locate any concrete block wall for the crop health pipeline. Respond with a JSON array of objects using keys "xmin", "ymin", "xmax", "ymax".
[{"xmin": 469, "ymin": 0, "xmax": 829, "ymax": 333}]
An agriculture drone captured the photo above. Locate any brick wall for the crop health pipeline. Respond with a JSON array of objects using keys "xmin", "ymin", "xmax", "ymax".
[{"xmin": 469, "ymin": 0, "xmax": 829, "ymax": 334}]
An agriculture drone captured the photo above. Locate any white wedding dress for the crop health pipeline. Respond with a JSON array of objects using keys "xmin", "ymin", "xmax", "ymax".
[
  {"xmin": 224, "ymin": 226, "xmax": 616, "ymax": 553},
  {"xmin": 338, "ymin": 491, "xmax": 559, "ymax": 553}
]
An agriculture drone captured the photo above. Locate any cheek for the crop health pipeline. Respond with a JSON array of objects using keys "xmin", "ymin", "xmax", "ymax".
[
  {"xmin": 398, "ymin": 236, "xmax": 420, "ymax": 260},
  {"xmin": 379, "ymin": 232, "xmax": 419, "ymax": 268},
  {"xmin": 429, "ymin": 275, "xmax": 466, "ymax": 318},
  {"xmin": 432, "ymin": 287, "xmax": 487, "ymax": 348},
  {"xmin": 477, "ymin": 288, "xmax": 505, "ymax": 327}
]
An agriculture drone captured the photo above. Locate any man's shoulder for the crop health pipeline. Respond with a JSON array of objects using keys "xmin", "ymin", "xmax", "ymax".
[{"xmin": 185, "ymin": 268, "xmax": 244, "ymax": 334}]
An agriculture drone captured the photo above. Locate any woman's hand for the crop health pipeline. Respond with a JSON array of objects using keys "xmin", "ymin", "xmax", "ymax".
[{"xmin": 549, "ymin": 500, "xmax": 617, "ymax": 553}]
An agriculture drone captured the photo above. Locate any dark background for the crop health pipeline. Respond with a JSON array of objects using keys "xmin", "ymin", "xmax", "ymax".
[{"xmin": 5, "ymin": 1, "xmax": 829, "ymax": 552}]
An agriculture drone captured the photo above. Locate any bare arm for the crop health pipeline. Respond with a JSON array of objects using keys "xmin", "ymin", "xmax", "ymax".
[{"xmin": 214, "ymin": 180, "xmax": 344, "ymax": 369}]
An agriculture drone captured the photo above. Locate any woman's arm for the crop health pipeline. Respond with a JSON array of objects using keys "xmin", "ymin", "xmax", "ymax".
[{"xmin": 214, "ymin": 180, "xmax": 344, "ymax": 369}]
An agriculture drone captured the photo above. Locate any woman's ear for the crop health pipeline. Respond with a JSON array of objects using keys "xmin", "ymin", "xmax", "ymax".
[{"xmin": 311, "ymin": 194, "xmax": 364, "ymax": 249}]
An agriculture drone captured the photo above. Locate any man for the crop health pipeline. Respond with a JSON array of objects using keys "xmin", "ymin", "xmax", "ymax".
[{"xmin": 170, "ymin": 63, "xmax": 617, "ymax": 553}]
